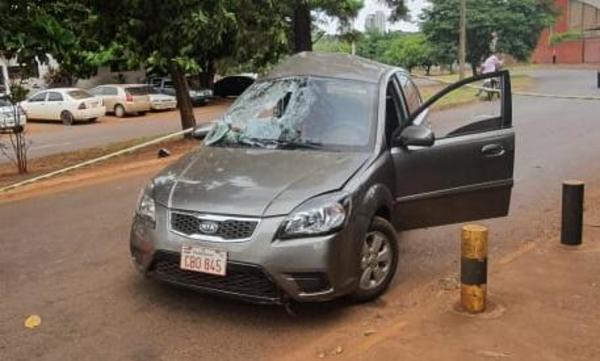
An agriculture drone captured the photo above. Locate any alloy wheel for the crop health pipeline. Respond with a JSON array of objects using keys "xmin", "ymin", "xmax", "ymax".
[{"xmin": 359, "ymin": 230, "xmax": 393, "ymax": 291}]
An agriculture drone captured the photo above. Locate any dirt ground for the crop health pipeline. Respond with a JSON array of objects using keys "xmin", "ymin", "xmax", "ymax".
[
  {"xmin": 0, "ymin": 137, "xmax": 198, "ymax": 189},
  {"xmin": 279, "ymin": 187, "xmax": 600, "ymax": 361}
]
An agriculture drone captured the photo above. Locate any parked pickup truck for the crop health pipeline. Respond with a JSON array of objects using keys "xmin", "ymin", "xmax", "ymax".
[
  {"xmin": 0, "ymin": 96, "xmax": 26, "ymax": 131},
  {"xmin": 147, "ymin": 77, "xmax": 212, "ymax": 106}
]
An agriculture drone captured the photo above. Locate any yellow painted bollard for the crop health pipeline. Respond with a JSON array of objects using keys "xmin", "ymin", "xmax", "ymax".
[{"xmin": 461, "ymin": 224, "xmax": 488, "ymax": 313}]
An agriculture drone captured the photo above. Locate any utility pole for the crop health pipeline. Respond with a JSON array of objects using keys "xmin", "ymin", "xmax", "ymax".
[{"xmin": 458, "ymin": 0, "xmax": 467, "ymax": 80}]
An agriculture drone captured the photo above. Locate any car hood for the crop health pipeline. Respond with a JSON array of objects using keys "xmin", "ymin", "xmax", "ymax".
[{"xmin": 152, "ymin": 146, "xmax": 369, "ymax": 217}]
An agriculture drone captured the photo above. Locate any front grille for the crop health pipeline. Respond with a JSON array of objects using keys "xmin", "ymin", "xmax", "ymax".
[
  {"xmin": 171, "ymin": 212, "xmax": 258, "ymax": 240},
  {"xmin": 151, "ymin": 251, "xmax": 281, "ymax": 303}
]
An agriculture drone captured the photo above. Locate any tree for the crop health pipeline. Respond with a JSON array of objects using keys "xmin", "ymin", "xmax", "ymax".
[
  {"xmin": 0, "ymin": 1, "xmax": 107, "ymax": 85},
  {"xmin": 380, "ymin": 0, "xmax": 409, "ymax": 22},
  {"xmin": 92, "ymin": 1, "xmax": 242, "ymax": 131},
  {"xmin": 276, "ymin": 0, "xmax": 364, "ymax": 53},
  {"xmin": 383, "ymin": 34, "xmax": 435, "ymax": 74},
  {"xmin": 356, "ymin": 31, "xmax": 396, "ymax": 63},
  {"xmin": 421, "ymin": 0, "xmax": 556, "ymax": 75}
]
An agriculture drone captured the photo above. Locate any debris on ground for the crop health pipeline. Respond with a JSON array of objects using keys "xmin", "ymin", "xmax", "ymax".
[
  {"xmin": 363, "ymin": 329, "xmax": 377, "ymax": 337},
  {"xmin": 24, "ymin": 314, "xmax": 41, "ymax": 329}
]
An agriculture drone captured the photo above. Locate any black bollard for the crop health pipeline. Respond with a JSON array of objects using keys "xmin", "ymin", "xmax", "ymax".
[
  {"xmin": 597, "ymin": 70, "xmax": 600, "ymax": 89},
  {"xmin": 561, "ymin": 180, "xmax": 584, "ymax": 246}
]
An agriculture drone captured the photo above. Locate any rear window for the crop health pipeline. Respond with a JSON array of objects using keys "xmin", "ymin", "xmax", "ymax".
[
  {"xmin": 125, "ymin": 86, "xmax": 149, "ymax": 96},
  {"xmin": 68, "ymin": 90, "xmax": 93, "ymax": 99}
]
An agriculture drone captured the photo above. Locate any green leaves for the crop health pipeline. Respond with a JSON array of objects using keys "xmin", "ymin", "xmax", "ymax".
[{"xmin": 421, "ymin": 0, "xmax": 557, "ymax": 71}]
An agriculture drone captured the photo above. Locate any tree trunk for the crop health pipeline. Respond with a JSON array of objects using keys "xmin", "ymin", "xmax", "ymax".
[
  {"xmin": 170, "ymin": 62, "xmax": 196, "ymax": 134},
  {"xmin": 293, "ymin": 0, "xmax": 312, "ymax": 53},
  {"xmin": 471, "ymin": 63, "xmax": 478, "ymax": 77},
  {"xmin": 199, "ymin": 59, "xmax": 216, "ymax": 89}
]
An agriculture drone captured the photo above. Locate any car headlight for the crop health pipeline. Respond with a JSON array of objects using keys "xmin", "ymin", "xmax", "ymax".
[
  {"xmin": 279, "ymin": 192, "xmax": 351, "ymax": 239},
  {"xmin": 136, "ymin": 183, "xmax": 156, "ymax": 226}
]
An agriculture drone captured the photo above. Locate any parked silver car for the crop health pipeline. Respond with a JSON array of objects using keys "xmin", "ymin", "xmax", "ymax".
[
  {"xmin": 89, "ymin": 84, "xmax": 151, "ymax": 117},
  {"xmin": 0, "ymin": 96, "xmax": 26, "ymax": 130},
  {"xmin": 130, "ymin": 52, "xmax": 515, "ymax": 305}
]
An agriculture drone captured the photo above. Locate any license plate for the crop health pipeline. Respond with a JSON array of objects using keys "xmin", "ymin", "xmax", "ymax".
[{"xmin": 180, "ymin": 245, "xmax": 227, "ymax": 276}]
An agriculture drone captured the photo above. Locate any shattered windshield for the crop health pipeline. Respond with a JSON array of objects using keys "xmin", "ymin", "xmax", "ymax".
[{"xmin": 205, "ymin": 77, "xmax": 377, "ymax": 152}]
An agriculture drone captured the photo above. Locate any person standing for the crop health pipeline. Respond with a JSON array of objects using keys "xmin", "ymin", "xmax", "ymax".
[{"xmin": 476, "ymin": 53, "xmax": 504, "ymax": 97}]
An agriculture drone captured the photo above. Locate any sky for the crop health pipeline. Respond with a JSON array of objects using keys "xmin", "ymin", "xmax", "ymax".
[{"xmin": 322, "ymin": 0, "xmax": 428, "ymax": 34}]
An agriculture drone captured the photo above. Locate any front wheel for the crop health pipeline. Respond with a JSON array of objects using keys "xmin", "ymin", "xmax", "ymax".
[
  {"xmin": 61, "ymin": 111, "xmax": 74, "ymax": 126},
  {"xmin": 349, "ymin": 216, "xmax": 398, "ymax": 302},
  {"xmin": 114, "ymin": 104, "xmax": 126, "ymax": 118}
]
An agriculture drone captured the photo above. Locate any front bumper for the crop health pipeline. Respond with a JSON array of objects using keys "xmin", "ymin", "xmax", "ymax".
[
  {"xmin": 130, "ymin": 207, "xmax": 362, "ymax": 304},
  {"xmin": 151, "ymin": 101, "xmax": 177, "ymax": 110},
  {"xmin": 190, "ymin": 96, "xmax": 210, "ymax": 106}
]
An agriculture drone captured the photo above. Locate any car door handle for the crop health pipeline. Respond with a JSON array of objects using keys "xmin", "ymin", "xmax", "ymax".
[{"xmin": 481, "ymin": 143, "xmax": 505, "ymax": 157}]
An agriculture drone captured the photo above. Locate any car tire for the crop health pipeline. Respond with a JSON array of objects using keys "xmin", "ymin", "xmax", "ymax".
[
  {"xmin": 114, "ymin": 104, "xmax": 126, "ymax": 118},
  {"xmin": 349, "ymin": 216, "xmax": 399, "ymax": 303},
  {"xmin": 60, "ymin": 111, "xmax": 74, "ymax": 126}
]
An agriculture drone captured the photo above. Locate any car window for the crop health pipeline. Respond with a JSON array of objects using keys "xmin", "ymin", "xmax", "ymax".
[
  {"xmin": 89, "ymin": 87, "xmax": 102, "ymax": 95},
  {"xmin": 102, "ymin": 87, "xmax": 118, "ymax": 96},
  {"xmin": 163, "ymin": 80, "xmax": 174, "ymax": 88},
  {"xmin": 68, "ymin": 90, "xmax": 93, "ymax": 99},
  {"xmin": 125, "ymin": 86, "xmax": 148, "ymax": 96},
  {"xmin": 385, "ymin": 80, "xmax": 404, "ymax": 147},
  {"xmin": 151, "ymin": 79, "xmax": 162, "ymax": 86},
  {"xmin": 396, "ymin": 73, "xmax": 422, "ymax": 115},
  {"xmin": 421, "ymin": 75, "xmax": 505, "ymax": 139},
  {"xmin": 29, "ymin": 92, "xmax": 47, "ymax": 102},
  {"xmin": 205, "ymin": 76, "xmax": 378, "ymax": 152},
  {"xmin": 47, "ymin": 92, "xmax": 63, "ymax": 102}
]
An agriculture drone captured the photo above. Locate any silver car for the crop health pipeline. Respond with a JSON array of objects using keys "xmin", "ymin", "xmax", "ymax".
[
  {"xmin": 89, "ymin": 84, "xmax": 151, "ymax": 117},
  {"xmin": 130, "ymin": 53, "xmax": 515, "ymax": 305}
]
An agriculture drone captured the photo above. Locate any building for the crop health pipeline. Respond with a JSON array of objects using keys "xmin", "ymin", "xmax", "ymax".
[
  {"xmin": 365, "ymin": 11, "xmax": 387, "ymax": 33},
  {"xmin": 0, "ymin": 55, "xmax": 145, "ymax": 96},
  {"xmin": 532, "ymin": 0, "xmax": 600, "ymax": 64}
]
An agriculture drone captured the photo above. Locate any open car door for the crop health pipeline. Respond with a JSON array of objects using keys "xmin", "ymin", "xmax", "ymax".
[{"xmin": 392, "ymin": 70, "xmax": 514, "ymax": 230}]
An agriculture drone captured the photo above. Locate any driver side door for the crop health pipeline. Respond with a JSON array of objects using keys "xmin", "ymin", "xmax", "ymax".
[{"xmin": 391, "ymin": 71, "xmax": 515, "ymax": 230}]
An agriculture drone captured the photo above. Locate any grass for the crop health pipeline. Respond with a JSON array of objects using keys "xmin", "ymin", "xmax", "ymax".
[{"xmin": 419, "ymin": 74, "xmax": 534, "ymax": 111}]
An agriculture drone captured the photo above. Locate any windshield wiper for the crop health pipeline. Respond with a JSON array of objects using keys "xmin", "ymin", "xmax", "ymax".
[
  {"xmin": 239, "ymin": 138, "xmax": 280, "ymax": 149},
  {"xmin": 276, "ymin": 140, "xmax": 325, "ymax": 150}
]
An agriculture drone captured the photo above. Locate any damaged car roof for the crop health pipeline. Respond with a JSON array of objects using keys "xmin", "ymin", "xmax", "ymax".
[{"xmin": 263, "ymin": 52, "xmax": 394, "ymax": 84}]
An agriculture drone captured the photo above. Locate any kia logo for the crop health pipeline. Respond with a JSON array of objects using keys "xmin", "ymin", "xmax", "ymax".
[{"xmin": 199, "ymin": 221, "xmax": 219, "ymax": 234}]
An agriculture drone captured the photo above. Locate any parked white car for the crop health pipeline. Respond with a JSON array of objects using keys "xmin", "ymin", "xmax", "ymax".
[
  {"xmin": 20, "ymin": 88, "xmax": 106, "ymax": 125},
  {"xmin": 146, "ymin": 86, "xmax": 177, "ymax": 111},
  {"xmin": 0, "ymin": 96, "xmax": 26, "ymax": 131}
]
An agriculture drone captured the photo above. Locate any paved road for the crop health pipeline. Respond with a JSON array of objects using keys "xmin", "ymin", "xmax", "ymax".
[
  {"xmin": 1, "ymin": 68, "xmax": 599, "ymax": 360},
  {"xmin": 7, "ymin": 101, "xmax": 230, "ymax": 161}
]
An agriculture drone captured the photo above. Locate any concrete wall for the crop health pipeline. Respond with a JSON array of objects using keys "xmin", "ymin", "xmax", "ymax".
[
  {"xmin": 75, "ymin": 67, "xmax": 146, "ymax": 89},
  {"xmin": 0, "ymin": 55, "xmax": 146, "ymax": 94}
]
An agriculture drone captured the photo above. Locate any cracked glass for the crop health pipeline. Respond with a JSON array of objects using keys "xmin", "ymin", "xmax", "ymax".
[{"xmin": 205, "ymin": 77, "xmax": 378, "ymax": 152}]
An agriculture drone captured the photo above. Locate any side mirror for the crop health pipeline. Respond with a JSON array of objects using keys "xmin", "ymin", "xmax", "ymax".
[
  {"xmin": 395, "ymin": 125, "xmax": 435, "ymax": 147},
  {"xmin": 192, "ymin": 122, "xmax": 215, "ymax": 140}
]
